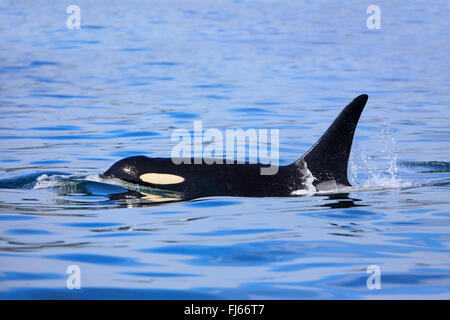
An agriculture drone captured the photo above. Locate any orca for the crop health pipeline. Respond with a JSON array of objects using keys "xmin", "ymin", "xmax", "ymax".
[{"xmin": 103, "ymin": 94, "xmax": 368, "ymax": 200}]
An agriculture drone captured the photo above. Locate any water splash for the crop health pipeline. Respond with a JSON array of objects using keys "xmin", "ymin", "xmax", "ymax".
[{"xmin": 350, "ymin": 126, "xmax": 411, "ymax": 189}]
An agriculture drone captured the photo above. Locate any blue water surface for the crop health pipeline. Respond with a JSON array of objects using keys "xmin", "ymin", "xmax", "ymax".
[{"xmin": 0, "ymin": 0, "xmax": 449, "ymax": 299}]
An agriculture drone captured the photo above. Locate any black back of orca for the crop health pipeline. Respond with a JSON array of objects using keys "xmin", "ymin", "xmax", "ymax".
[{"xmin": 103, "ymin": 94, "xmax": 368, "ymax": 200}]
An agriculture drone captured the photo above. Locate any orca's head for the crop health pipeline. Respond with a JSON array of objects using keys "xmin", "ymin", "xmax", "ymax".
[
  {"xmin": 103, "ymin": 156, "xmax": 186, "ymax": 201},
  {"xmin": 103, "ymin": 156, "xmax": 186, "ymax": 188},
  {"xmin": 102, "ymin": 156, "xmax": 151, "ymax": 185}
]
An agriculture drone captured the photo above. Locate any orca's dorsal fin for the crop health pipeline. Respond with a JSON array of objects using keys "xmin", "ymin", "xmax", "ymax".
[{"xmin": 297, "ymin": 94, "xmax": 368, "ymax": 186}]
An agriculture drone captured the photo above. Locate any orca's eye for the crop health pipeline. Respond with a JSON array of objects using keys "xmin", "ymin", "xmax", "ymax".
[{"xmin": 139, "ymin": 173, "xmax": 185, "ymax": 185}]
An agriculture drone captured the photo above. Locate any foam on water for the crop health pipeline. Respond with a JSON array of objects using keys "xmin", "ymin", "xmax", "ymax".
[{"xmin": 32, "ymin": 174, "xmax": 71, "ymax": 189}]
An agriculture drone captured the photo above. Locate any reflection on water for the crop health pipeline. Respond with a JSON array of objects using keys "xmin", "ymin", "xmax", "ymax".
[{"xmin": 319, "ymin": 194, "xmax": 366, "ymax": 209}]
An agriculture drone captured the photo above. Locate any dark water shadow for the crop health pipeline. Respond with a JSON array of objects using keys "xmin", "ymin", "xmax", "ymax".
[{"xmin": 318, "ymin": 193, "xmax": 368, "ymax": 209}]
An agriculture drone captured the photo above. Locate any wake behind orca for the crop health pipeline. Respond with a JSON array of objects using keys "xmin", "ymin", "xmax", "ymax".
[{"xmin": 103, "ymin": 94, "xmax": 368, "ymax": 200}]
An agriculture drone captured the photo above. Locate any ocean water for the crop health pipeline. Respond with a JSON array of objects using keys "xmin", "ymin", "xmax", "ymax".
[{"xmin": 0, "ymin": 0, "xmax": 449, "ymax": 299}]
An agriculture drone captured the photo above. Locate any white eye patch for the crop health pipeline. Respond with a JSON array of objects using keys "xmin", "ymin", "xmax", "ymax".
[{"xmin": 139, "ymin": 173, "xmax": 185, "ymax": 185}]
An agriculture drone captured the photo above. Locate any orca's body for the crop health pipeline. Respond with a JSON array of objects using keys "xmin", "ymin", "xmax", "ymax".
[{"xmin": 103, "ymin": 94, "xmax": 368, "ymax": 200}]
